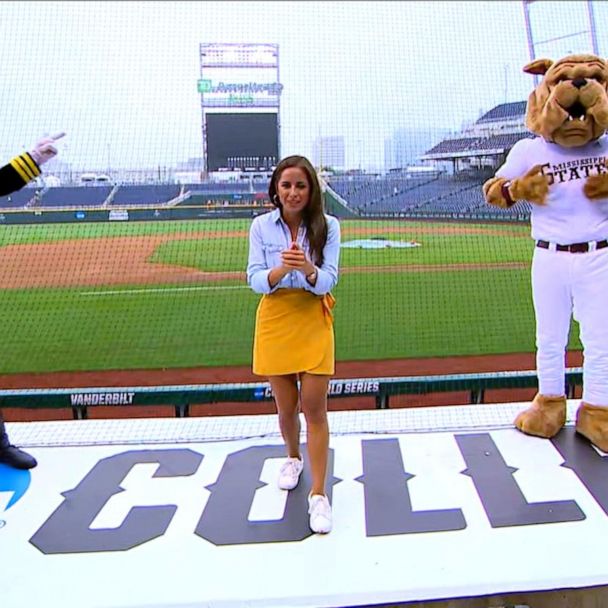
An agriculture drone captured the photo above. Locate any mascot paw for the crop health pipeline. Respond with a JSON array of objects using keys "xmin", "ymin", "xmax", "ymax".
[
  {"xmin": 482, "ymin": 177, "xmax": 512, "ymax": 208},
  {"xmin": 514, "ymin": 394, "xmax": 566, "ymax": 438},
  {"xmin": 482, "ymin": 165, "xmax": 549, "ymax": 208},
  {"xmin": 510, "ymin": 165, "xmax": 549, "ymax": 205},
  {"xmin": 576, "ymin": 403, "xmax": 608, "ymax": 452},
  {"xmin": 583, "ymin": 161, "xmax": 608, "ymax": 199}
]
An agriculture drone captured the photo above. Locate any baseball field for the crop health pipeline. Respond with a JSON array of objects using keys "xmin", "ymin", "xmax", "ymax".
[{"xmin": 0, "ymin": 217, "xmax": 582, "ymax": 379}]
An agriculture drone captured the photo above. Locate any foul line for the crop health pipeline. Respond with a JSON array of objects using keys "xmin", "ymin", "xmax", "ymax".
[{"xmin": 79, "ymin": 285, "xmax": 249, "ymax": 296}]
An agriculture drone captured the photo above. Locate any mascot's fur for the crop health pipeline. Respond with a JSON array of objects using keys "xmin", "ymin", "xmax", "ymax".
[{"xmin": 483, "ymin": 54, "xmax": 608, "ymax": 452}]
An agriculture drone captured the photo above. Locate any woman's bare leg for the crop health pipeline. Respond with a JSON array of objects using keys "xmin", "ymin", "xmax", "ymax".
[
  {"xmin": 268, "ymin": 374, "xmax": 301, "ymax": 458},
  {"xmin": 299, "ymin": 373, "xmax": 330, "ymax": 495}
]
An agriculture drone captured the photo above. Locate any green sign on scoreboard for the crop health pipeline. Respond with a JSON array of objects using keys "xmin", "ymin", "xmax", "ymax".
[{"xmin": 197, "ymin": 79, "xmax": 212, "ymax": 93}]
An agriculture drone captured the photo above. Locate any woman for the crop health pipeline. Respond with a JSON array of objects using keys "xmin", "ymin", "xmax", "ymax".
[{"xmin": 246, "ymin": 155, "xmax": 340, "ymax": 534}]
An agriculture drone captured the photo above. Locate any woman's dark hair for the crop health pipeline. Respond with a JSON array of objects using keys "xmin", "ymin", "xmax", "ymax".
[{"xmin": 268, "ymin": 155, "xmax": 328, "ymax": 265}]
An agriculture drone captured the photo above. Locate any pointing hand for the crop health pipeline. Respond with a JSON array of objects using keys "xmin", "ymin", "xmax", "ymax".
[{"xmin": 30, "ymin": 132, "xmax": 66, "ymax": 166}]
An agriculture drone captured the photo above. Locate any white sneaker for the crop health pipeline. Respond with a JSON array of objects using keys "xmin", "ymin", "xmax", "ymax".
[
  {"xmin": 308, "ymin": 494, "xmax": 332, "ymax": 534},
  {"xmin": 278, "ymin": 456, "xmax": 304, "ymax": 490}
]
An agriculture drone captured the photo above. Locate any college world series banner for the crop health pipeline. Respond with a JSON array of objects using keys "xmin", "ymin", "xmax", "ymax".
[{"xmin": 1, "ymin": 418, "xmax": 608, "ymax": 608}]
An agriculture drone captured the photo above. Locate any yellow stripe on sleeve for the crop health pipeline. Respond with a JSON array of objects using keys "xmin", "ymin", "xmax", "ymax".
[
  {"xmin": 21, "ymin": 153, "xmax": 41, "ymax": 177},
  {"xmin": 13, "ymin": 155, "xmax": 36, "ymax": 181},
  {"xmin": 9, "ymin": 157, "xmax": 32, "ymax": 183}
]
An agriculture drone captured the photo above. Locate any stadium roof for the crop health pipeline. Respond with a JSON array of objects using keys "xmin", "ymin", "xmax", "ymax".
[
  {"xmin": 476, "ymin": 101, "xmax": 527, "ymax": 124},
  {"xmin": 422, "ymin": 132, "xmax": 533, "ymax": 158}
]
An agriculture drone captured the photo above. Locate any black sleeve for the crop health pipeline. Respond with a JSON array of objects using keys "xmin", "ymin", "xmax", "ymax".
[{"xmin": 0, "ymin": 153, "xmax": 41, "ymax": 196}]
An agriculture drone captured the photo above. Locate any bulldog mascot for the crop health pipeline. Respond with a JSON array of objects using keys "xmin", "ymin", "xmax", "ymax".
[{"xmin": 483, "ymin": 54, "xmax": 608, "ymax": 452}]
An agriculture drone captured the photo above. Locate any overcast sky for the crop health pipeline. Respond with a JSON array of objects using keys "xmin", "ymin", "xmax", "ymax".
[{"xmin": 0, "ymin": 1, "xmax": 605, "ymax": 171}]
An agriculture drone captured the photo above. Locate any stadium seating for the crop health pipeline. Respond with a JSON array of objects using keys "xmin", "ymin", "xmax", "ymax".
[
  {"xmin": 0, "ymin": 186, "xmax": 38, "ymax": 208},
  {"xmin": 0, "ymin": 101, "xmax": 536, "ymax": 221},
  {"xmin": 111, "ymin": 185, "xmax": 181, "ymax": 206},
  {"xmin": 39, "ymin": 186, "xmax": 113, "ymax": 207}
]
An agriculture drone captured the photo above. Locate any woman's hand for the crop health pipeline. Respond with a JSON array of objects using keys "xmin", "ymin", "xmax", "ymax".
[{"xmin": 281, "ymin": 242, "xmax": 315, "ymax": 275}]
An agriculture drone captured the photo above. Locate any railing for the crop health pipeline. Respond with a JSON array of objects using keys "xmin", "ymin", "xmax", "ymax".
[{"xmin": 0, "ymin": 368, "xmax": 583, "ymax": 420}]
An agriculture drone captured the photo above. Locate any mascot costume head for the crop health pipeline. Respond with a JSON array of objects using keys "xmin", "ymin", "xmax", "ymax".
[{"xmin": 483, "ymin": 54, "xmax": 608, "ymax": 452}]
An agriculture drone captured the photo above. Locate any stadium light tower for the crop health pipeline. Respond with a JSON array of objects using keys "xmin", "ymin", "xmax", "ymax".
[{"xmin": 522, "ymin": 0, "xmax": 599, "ymax": 86}]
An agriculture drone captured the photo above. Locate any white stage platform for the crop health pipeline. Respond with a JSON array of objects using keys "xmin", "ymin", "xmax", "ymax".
[{"xmin": 1, "ymin": 400, "xmax": 608, "ymax": 608}]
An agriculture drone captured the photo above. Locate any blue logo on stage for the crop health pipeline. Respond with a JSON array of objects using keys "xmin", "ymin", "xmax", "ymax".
[{"xmin": 0, "ymin": 464, "xmax": 31, "ymax": 510}]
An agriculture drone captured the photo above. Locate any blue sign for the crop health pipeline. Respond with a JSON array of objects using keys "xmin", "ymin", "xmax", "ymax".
[
  {"xmin": 0, "ymin": 464, "xmax": 31, "ymax": 510},
  {"xmin": 253, "ymin": 387, "xmax": 266, "ymax": 400}
]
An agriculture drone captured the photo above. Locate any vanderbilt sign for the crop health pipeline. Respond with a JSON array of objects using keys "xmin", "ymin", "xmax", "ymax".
[{"xmin": 70, "ymin": 392, "xmax": 136, "ymax": 406}]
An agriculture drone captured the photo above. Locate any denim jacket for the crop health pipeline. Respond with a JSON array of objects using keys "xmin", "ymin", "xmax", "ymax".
[{"xmin": 246, "ymin": 208, "xmax": 340, "ymax": 295}]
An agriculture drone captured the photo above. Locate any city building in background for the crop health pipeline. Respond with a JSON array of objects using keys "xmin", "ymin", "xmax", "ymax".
[
  {"xmin": 312, "ymin": 136, "xmax": 345, "ymax": 173},
  {"xmin": 384, "ymin": 128, "xmax": 449, "ymax": 173}
]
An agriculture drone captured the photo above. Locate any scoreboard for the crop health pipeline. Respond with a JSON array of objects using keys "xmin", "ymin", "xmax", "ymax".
[{"xmin": 205, "ymin": 113, "xmax": 279, "ymax": 172}]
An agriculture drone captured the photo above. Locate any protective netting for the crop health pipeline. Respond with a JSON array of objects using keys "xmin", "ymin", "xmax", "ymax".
[{"xmin": 0, "ymin": 1, "xmax": 603, "ymax": 381}]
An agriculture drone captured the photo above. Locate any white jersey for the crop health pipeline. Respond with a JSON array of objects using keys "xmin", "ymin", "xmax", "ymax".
[{"xmin": 496, "ymin": 135, "xmax": 608, "ymax": 243}]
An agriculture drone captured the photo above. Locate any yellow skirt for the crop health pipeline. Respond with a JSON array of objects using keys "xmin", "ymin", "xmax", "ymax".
[{"xmin": 253, "ymin": 289, "xmax": 335, "ymax": 376}]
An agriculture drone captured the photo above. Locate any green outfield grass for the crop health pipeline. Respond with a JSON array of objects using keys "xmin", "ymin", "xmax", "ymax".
[{"xmin": 0, "ymin": 218, "xmax": 582, "ymax": 374}]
